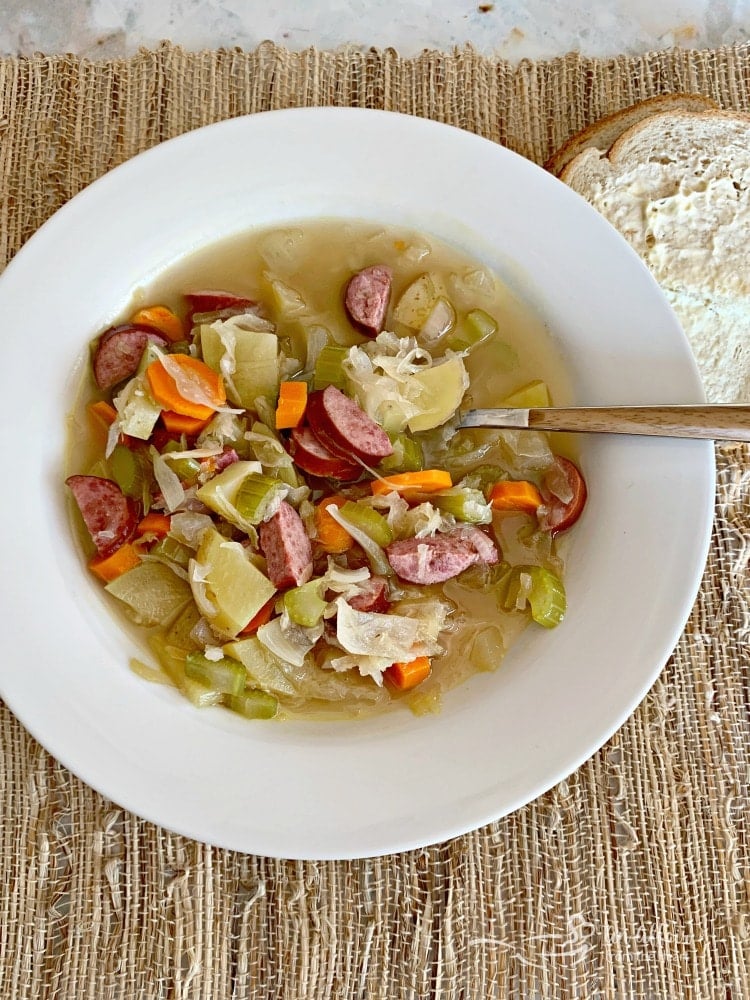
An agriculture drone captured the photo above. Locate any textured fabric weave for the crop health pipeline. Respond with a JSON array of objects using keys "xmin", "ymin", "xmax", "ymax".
[{"xmin": 0, "ymin": 42, "xmax": 748, "ymax": 999}]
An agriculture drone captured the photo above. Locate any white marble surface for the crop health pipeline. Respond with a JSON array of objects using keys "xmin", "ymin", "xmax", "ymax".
[{"xmin": 2, "ymin": 0, "xmax": 750, "ymax": 61}]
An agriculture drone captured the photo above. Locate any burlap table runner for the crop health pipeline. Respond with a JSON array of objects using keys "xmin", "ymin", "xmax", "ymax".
[{"xmin": 1, "ymin": 41, "xmax": 748, "ymax": 998}]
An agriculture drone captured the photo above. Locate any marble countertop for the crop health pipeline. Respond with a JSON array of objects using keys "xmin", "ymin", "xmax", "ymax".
[{"xmin": 2, "ymin": 0, "xmax": 749, "ymax": 61}]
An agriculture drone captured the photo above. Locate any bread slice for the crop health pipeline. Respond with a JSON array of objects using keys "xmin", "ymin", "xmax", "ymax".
[
  {"xmin": 544, "ymin": 94, "xmax": 719, "ymax": 178},
  {"xmin": 556, "ymin": 106, "xmax": 750, "ymax": 402}
]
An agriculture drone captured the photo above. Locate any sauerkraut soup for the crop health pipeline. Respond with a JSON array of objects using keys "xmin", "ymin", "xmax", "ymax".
[{"xmin": 65, "ymin": 220, "xmax": 587, "ymax": 721}]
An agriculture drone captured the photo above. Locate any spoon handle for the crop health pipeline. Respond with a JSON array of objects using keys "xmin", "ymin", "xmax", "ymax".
[{"xmin": 458, "ymin": 405, "xmax": 750, "ymax": 441}]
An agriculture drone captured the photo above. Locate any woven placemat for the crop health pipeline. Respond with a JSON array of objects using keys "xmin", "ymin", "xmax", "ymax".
[{"xmin": 1, "ymin": 42, "xmax": 748, "ymax": 999}]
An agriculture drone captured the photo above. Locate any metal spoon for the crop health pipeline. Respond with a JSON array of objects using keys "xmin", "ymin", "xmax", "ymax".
[{"xmin": 457, "ymin": 404, "xmax": 750, "ymax": 441}]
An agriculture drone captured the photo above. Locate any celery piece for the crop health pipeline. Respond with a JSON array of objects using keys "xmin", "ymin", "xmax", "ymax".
[
  {"xmin": 460, "ymin": 465, "xmax": 508, "ymax": 500},
  {"xmin": 380, "ymin": 434, "xmax": 424, "ymax": 474},
  {"xmin": 148, "ymin": 634, "xmax": 222, "ymax": 707},
  {"xmin": 185, "ymin": 652, "xmax": 246, "ymax": 695},
  {"xmin": 430, "ymin": 487, "xmax": 493, "ymax": 523},
  {"xmin": 106, "ymin": 562, "xmax": 192, "ymax": 627},
  {"xmin": 502, "ymin": 565, "xmax": 566, "ymax": 628},
  {"xmin": 234, "ymin": 474, "xmax": 288, "ymax": 524},
  {"xmin": 313, "ymin": 345, "xmax": 349, "ymax": 391},
  {"xmin": 194, "ymin": 527, "xmax": 276, "ymax": 637},
  {"xmin": 446, "ymin": 308, "xmax": 498, "ymax": 352},
  {"xmin": 225, "ymin": 689, "xmax": 278, "ymax": 720},
  {"xmin": 284, "ymin": 580, "xmax": 327, "ymax": 628},
  {"xmin": 109, "ymin": 444, "xmax": 144, "ymax": 498},
  {"xmin": 340, "ymin": 501, "xmax": 393, "ymax": 546},
  {"xmin": 152, "ymin": 535, "xmax": 193, "ymax": 570},
  {"xmin": 161, "ymin": 441, "xmax": 201, "ymax": 485},
  {"xmin": 196, "ymin": 460, "xmax": 271, "ymax": 533},
  {"xmin": 136, "ymin": 340, "xmax": 167, "ymax": 376},
  {"xmin": 183, "ymin": 678, "xmax": 224, "ymax": 708},
  {"xmin": 502, "ymin": 380, "xmax": 551, "ymax": 410}
]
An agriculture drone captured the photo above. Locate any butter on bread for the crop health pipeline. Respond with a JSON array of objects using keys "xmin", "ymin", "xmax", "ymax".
[{"xmin": 552, "ymin": 99, "xmax": 750, "ymax": 402}]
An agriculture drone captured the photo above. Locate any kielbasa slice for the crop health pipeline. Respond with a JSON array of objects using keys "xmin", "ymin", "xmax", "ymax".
[
  {"xmin": 184, "ymin": 290, "xmax": 257, "ymax": 314},
  {"xmin": 93, "ymin": 324, "xmax": 168, "ymax": 390},
  {"xmin": 259, "ymin": 501, "xmax": 313, "ymax": 589},
  {"xmin": 348, "ymin": 575, "xmax": 391, "ymax": 614},
  {"xmin": 344, "ymin": 265, "xmax": 392, "ymax": 337},
  {"xmin": 288, "ymin": 425, "xmax": 361, "ymax": 481},
  {"xmin": 385, "ymin": 527, "xmax": 499, "ymax": 584},
  {"xmin": 66, "ymin": 475, "xmax": 140, "ymax": 556},
  {"xmin": 306, "ymin": 386, "xmax": 393, "ymax": 463}
]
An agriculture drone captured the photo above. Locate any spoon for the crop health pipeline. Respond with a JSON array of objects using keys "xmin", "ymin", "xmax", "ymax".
[{"xmin": 457, "ymin": 404, "xmax": 750, "ymax": 441}]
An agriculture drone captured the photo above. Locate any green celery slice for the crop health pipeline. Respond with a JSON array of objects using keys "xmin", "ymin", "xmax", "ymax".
[
  {"xmin": 283, "ymin": 580, "xmax": 327, "ymax": 627},
  {"xmin": 380, "ymin": 433, "xmax": 424, "ymax": 474},
  {"xmin": 185, "ymin": 652, "xmax": 246, "ymax": 695},
  {"xmin": 340, "ymin": 501, "xmax": 393, "ymax": 546},
  {"xmin": 152, "ymin": 535, "xmax": 193, "ymax": 570},
  {"xmin": 313, "ymin": 345, "xmax": 349, "ymax": 391},
  {"xmin": 225, "ymin": 689, "xmax": 278, "ymax": 720},
  {"xmin": 430, "ymin": 487, "xmax": 492, "ymax": 523},
  {"xmin": 502, "ymin": 565, "xmax": 566, "ymax": 628},
  {"xmin": 109, "ymin": 444, "xmax": 145, "ymax": 498},
  {"xmin": 234, "ymin": 474, "xmax": 288, "ymax": 523}
]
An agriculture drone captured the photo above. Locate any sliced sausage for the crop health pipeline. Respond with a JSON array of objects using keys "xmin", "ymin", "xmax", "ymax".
[
  {"xmin": 66, "ymin": 475, "xmax": 140, "ymax": 556},
  {"xmin": 259, "ymin": 501, "xmax": 313, "ymax": 589},
  {"xmin": 184, "ymin": 290, "xmax": 257, "ymax": 314},
  {"xmin": 348, "ymin": 575, "xmax": 391, "ymax": 614},
  {"xmin": 537, "ymin": 457, "xmax": 587, "ymax": 536},
  {"xmin": 344, "ymin": 265, "xmax": 392, "ymax": 337},
  {"xmin": 93, "ymin": 324, "xmax": 168, "ymax": 390},
  {"xmin": 288, "ymin": 425, "xmax": 361, "ymax": 481},
  {"xmin": 306, "ymin": 386, "xmax": 393, "ymax": 463},
  {"xmin": 385, "ymin": 526, "xmax": 499, "ymax": 584}
]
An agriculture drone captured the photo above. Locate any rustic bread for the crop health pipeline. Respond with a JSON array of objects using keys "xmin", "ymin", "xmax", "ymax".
[
  {"xmin": 556, "ymin": 104, "xmax": 750, "ymax": 402},
  {"xmin": 544, "ymin": 93, "xmax": 718, "ymax": 178}
]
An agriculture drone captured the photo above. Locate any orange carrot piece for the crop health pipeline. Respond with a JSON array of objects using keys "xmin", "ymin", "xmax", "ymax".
[
  {"xmin": 314, "ymin": 495, "xmax": 354, "ymax": 554},
  {"xmin": 161, "ymin": 409, "xmax": 212, "ymax": 436},
  {"xmin": 275, "ymin": 381, "xmax": 308, "ymax": 430},
  {"xmin": 88, "ymin": 399, "xmax": 117, "ymax": 428},
  {"xmin": 371, "ymin": 470, "xmax": 453, "ymax": 496},
  {"xmin": 385, "ymin": 656, "xmax": 432, "ymax": 691},
  {"xmin": 489, "ymin": 480, "xmax": 543, "ymax": 514},
  {"xmin": 131, "ymin": 305, "xmax": 185, "ymax": 342},
  {"xmin": 89, "ymin": 542, "xmax": 141, "ymax": 582},
  {"xmin": 136, "ymin": 512, "xmax": 172, "ymax": 538},
  {"xmin": 146, "ymin": 354, "xmax": 225, "ymax": 420},
  {"xmin": 238, "ymin": 597, "xmax": 276, "ymax": 636}
]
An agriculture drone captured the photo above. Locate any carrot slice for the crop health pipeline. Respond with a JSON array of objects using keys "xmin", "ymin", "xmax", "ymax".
[
  {"xmin": 88, "ymin": 399, "xmax": 117, "ymax": 428},
  {"xmin": 160, "ymin": 409, "xmax": 212, "ymax": 436},
  {"xmin": 275, "ymin": 381, "xmax": 308, "ymax": 430},
  {"xmin": 131, "ymin": 305, "xmax": 184, "ymax": 343},
  {"xmin": 146, "ymin": 354, "xmax": 226, "ymax": 420},
  {"xmin": 89, "ymin": 542, "xmax": 141, "ymax": 582},
  {"xmin": 135, "ymin": 512, "xmax": 172, "ymax": 538},
  {"xmin": 314, "ymin": 495, "xmax": 354, "ymax": 554},
  {"xmin": 238, "ymin": 597, "xmax": 277, "ymax": 636},
  {"xmin": 385, "ymin": 656, "xmax": 432, "ymax": 691},
  {"xmin": 489, "ymin": 480, "xmax": 543, "ymax": 514},
  {"xmin": 371, "ymin": 470, "xmax": 453, "ymax": 496}
]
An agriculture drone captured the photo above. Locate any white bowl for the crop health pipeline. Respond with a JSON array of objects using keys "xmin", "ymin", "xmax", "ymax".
[{"xmin": 0, "ymin": 109, "xmax": 713, "ymax": 859}]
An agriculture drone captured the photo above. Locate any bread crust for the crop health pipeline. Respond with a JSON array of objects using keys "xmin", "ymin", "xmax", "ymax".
[{"xmin": 544, "ymin": 93, "xmax": 718, "ymax": 178}]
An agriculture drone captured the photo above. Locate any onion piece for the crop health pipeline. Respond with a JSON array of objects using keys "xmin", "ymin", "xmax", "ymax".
[{"xmin": 150, "ymin": 446, "xmax": 185, "ymax": 513}]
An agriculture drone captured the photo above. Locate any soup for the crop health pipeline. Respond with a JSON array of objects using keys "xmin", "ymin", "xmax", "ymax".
[{"xmin": 65, "ymin": 220, "xmax": 587, "ymax": 720}]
